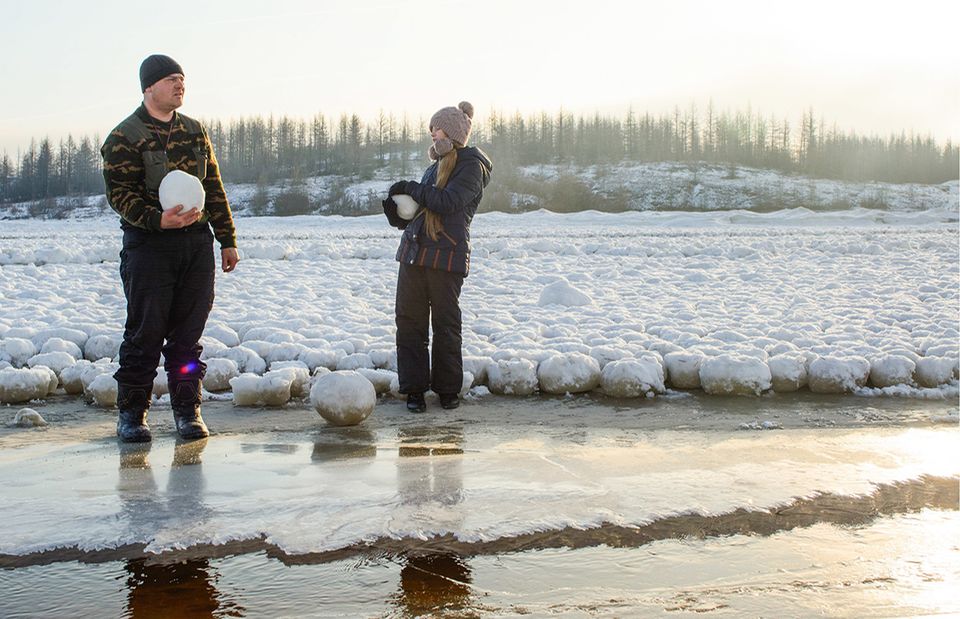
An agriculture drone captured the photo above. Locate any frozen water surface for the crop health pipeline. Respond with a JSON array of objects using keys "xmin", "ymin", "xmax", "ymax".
[
  {"xmin": 0, "ymin": 397, "xmax": 956, "ymax": 617},
  {"xmin": 0, "ymin": 399, "xmax": 956, "ymax": 558}
]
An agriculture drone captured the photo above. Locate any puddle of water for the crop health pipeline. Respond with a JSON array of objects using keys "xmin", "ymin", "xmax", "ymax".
[{"xmin": 2, "ymin": 507, "xmax": 957, "ymax": 617}]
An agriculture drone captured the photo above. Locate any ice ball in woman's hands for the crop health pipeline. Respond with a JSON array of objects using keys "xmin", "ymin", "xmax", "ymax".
[
  {"xmin": 392, "ymin": 194, "xmax": 419, "ymax": 220},
  {"xmin": 159, "ymin": 170, "xmax": 205, "ymax": 212}
]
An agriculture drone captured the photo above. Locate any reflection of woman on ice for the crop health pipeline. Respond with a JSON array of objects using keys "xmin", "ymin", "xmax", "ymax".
[{"xmin": 383, "ymin": 101, "xmax": 493, "ymax": 412}]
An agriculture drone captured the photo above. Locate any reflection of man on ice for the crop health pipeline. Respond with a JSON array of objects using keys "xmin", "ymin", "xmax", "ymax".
[
  {"xmin": 117, "ymin": 439, "xmax": 239, "ymax": 615},
  {"xmin": 101, "ymin": 54, "xmax": 239, "ymax": 442}
]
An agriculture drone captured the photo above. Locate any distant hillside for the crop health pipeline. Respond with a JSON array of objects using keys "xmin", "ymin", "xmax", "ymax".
[{"xmin": 1, "ymin": 162, "xmax": 956, "ymax": 221}]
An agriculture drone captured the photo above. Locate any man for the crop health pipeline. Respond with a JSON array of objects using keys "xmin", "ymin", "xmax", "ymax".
[{"xmin": 101, "ymin": 54, "xmax": 239, "ymax": 442}]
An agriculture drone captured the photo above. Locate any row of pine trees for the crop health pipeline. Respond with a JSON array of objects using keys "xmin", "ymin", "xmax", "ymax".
[{"xmin": 2, "ymin": 105, "xmax": 957, "ymax": 205}]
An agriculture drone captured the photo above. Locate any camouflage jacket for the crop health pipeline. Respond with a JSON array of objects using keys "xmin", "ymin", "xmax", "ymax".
[{"xmin": 101, "ymin": 104, "xmax": 237, "ymax": 248}]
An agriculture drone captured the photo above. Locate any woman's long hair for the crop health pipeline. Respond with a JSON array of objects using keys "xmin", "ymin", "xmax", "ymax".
[{"xmin": 424, "ymin": 144, "xmax": 461, "ymax": 241}]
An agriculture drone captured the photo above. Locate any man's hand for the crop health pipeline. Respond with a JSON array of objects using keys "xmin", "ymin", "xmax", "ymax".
[
  {"xmin": 221, "ymin": 247, "xmax": 240, "ymax": 273},
  {"xmin": 160, "ymin": 205, "xmax": 202, "ymax": 229}
]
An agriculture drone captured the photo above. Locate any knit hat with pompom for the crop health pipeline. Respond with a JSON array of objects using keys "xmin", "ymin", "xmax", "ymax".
[{"xmin": 429, "ymin": 101, "xmax": 474, "ymax": 146}]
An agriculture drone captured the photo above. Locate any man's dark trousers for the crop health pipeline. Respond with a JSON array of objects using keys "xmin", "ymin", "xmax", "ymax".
[
  {"xmin": 114, "ymin": 226, "xmax": 214, "ymax": 389},
  {"xmin": 396, "ymin": 263, "xmax": 464, "ymax": 396}
]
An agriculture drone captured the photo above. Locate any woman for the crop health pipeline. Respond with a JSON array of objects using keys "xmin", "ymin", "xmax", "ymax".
[{"xmin": 383, "ymin": 101, "xmax": 493, "ymax": 412}]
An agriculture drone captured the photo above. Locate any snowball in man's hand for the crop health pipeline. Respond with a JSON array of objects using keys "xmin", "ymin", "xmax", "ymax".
[
  {"xmin": 392, "ymin": 194, "xmax": 419, "ymax": 220},
  {"xmin": 159, "ymin": 170, "xmax": 205, "ymax": 212}
]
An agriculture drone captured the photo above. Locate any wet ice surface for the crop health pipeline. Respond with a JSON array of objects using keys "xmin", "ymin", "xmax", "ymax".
[
  {"xmin": 0, "ymin": 393, "xmax": 957, "ymax": 617},
  {"xmin": 1, "ymin": 404, "xmax": 956, "ymax": 558}
]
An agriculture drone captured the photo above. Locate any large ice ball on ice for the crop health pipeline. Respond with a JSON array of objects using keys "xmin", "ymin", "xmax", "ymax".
[
  {"xmin": 0, "ymin": 368, "xmax": 52, "ymax": 404},
  {"xmin": 392, "ymin": 194, "xmax": 419, "ymax": 220},
  {"xmin": 867, "ymin": 354, "xmax": 915, "ymax": 388},
  {"xmin": 600, "ymin": 357, "xmax": 665, "ymax": 398},
  {"xmin": 915, "ymin": 356, "xmax": 956, "ymax": 388},
  {"xmin": 158, "ymin": 170, "xmax": 205, "ymax": 212},
  {"xmin": 767, "ymin": 354, "xmax": 808, "ymax": 392},
  {"xmin": 60, "ymin": 360, "xmax": 93, "ymax": 395},
  {"xmin": 13, "ymin": 408, "xmax": 48, "ymax": 427},
  {"xmin": 663, "ymin": 351, "xmax": 704, "ymax": 389},
  {"xmin": 229, "ymin": 373, "xmax": 262, "ymax": 406},
  {"xmin": 202, "ymin": 358, "xmax": 239, "ymax": 392},
  {"xmin": 486, "ymin": 358, "xmax": 539, "ymax": 396},
  {"xmin": 808, "ymin": 356, "xmax": 870, "ymax": 393},
  {"xmin": 27, "ymin": 351, "xmax": 76, "ymax": 376},
  {"xmin": 537, "ymin": 352, "xmax": 601, "ymax": 394},
  {"xmin": 356, "ymin": 368, "xmax": 396, "ymax": 395},
  {"xmin": 310, "ymin": 370, "xmax": 376, "ymax": 426},
  {"xmin": 88, "ymin": 373, "xmax": 118, "ymax": 408},
  {"xmin": 699, "ymin": 354, "xmax": 772, "ymax": 396}
]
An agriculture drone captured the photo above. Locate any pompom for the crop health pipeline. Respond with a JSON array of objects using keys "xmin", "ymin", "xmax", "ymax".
[{"xmin": 458, "ymin": 101, "xmax": 474, "ymax": 119}]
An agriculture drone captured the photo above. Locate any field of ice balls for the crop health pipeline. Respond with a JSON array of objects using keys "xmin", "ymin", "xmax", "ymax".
[{"xmin": 1, "ymin": 209, "xmax": 958, "ymax": 410}]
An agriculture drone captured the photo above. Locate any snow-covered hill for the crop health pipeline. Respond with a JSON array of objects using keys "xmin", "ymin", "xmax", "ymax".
[
  {"xmin": 2, "ymin": 162, "xmax": 956, "ymax": 219},
  {"xmin": 517, "ymin": 162, "xmax": 958, "ymax": 212}
]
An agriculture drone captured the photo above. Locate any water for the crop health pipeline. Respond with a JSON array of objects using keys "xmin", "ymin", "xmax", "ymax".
[
  {"xmin": 0, "ymin": 393, "xmax": 957, "ymax": 616},
  {"xmin": 3, "ymin": 507, "xmax": 957, "ymax": 617}
]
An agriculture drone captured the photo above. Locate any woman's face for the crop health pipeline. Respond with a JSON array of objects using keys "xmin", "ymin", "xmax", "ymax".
[{"xmin": 431, "ymin": 127, "xmax": 448, "ymax": 141}]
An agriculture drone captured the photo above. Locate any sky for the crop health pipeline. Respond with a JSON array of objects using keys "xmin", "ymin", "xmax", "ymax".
[{"xmin": 1, "ymin": 0, "xmax": 958, "ymax": 156}]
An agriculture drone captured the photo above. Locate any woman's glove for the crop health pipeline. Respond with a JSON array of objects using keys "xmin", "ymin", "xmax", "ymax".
[
  {"xmin": 388, "ymin": 181, "xmax": 409, "ymax": 197},
  {"xmin": 382, "ymin": 197, "xmax": 408, "ymax": 229}
]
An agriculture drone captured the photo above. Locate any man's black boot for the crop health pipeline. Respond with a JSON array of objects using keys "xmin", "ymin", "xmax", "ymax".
[
  {"xmin": 406, "ymin": 393, "xmax": 426, "ymax": 413},
  {"xmin": 116, "ymin": 383, "xmax": 152, "ymax": 443},
  {"xmin": 170, "ymin": 380, "xmax": 209, "ymax": 440}
]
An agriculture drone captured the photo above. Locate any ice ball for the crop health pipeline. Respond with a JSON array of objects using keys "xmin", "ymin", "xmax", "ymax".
[
  {"xmin": 158, "ymin": 170, "xmax": 205, "ymax": 212},
  {"xmin": 88, "ymin": 373, "xmax": 118, "ymax": 408},
  {"xmin": 392, "ymin": 194, "xmax": 419, "ymax": 220},
  {"xmin": 486, "ymin": 358, "xmax": 539, "ymax": 396},
  {"xmin": 310, "ymin": 370, "xmax": 376, "ymax": 426},
  {"xmin": 537, "ymin": 352, "xmax": 601, "ymax": 394},
  {"xmin": 13, "ymin": 408, "xmax": 47, "ymax": 427}
]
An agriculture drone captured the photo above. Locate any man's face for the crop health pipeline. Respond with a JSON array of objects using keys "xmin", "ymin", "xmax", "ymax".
[{"xmin": 145, "ymin": 73, "xmax": 185, "ymax": 111}]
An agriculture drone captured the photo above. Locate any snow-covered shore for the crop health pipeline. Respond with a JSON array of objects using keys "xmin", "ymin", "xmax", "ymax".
[{"xmin": 1, "ymin": 207, "xmax": 957, "ymax": 405}]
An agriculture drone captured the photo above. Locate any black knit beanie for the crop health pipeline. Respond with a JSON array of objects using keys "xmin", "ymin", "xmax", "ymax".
[{"xmin": 139, "ymin": 54, "xmax": 184, "ymax": 92}]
